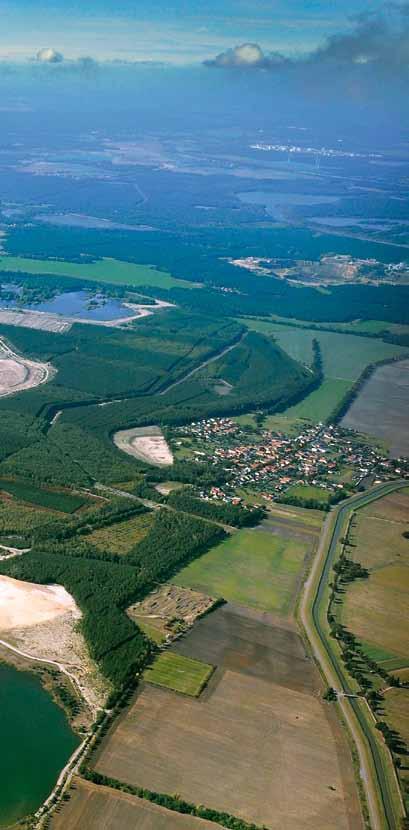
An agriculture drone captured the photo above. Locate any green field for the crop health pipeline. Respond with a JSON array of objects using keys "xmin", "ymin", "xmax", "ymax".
[
  {"xmin": 143, "ymin": 651, "xmax": 214, "ymax": 696},
  {"xmin": 172, "ymin": 528, "xmax": 308, "ymax": 615},
  {"xmin": 0, "ymin": 479, "xmax": 87, "ymax": 513},
  {"xmin": 283, "ymin": 379, "xmax": 351, "ymax": 422},
  {"xmin": 0, "ymin": 255, "xmax": 196, "ymax": 290},
  {"xmin": 283, "ymin": 484, "xmax": 332, "ymax": 502},
  {"xmin": 241, "ymin": 318, "xmax": 408, "ymax": 423},
  {"xmin": 244, "ymin": 319, "xmax": 408, "ymax": 379}
]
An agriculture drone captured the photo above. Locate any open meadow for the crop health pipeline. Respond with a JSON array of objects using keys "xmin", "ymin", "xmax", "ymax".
[
  {"xmin": 172, "ymin": 503, "xmax": 322, "ymax": 617},
  {"xmin": 242, "ymin": 318, "xmax": 409, "ymax": 423},
  {"xmin": 0, "ymin": 254, "xmax": 194, "ymax": 290},
  {"xmin": 172, "ymin": 527, "xmax": 310, "ymax": 616}
]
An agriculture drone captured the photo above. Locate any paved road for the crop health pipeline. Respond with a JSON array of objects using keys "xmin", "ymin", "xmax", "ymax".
[{"xmin": 299, "ymin": 480, "xmax": 407, "ymax": 830}]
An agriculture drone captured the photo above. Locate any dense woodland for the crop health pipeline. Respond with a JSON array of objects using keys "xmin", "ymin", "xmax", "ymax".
[{"xmin": 0, "ymin": 509, "xmax": 225, "ymax": 688}]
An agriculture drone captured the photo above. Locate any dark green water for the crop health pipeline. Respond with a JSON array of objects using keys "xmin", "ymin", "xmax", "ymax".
[{"xmin": 0, "ymin": 663, "xmax": 79, "ymax": 827}]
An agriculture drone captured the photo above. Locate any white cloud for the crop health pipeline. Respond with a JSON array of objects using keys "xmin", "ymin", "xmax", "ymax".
[
  {"xmin": 36, "ymin": 47, "xmax": 64, "ymax": 64},
  {"xmin": 204, "ymin": 42, "xmax": 288, "ymax": 69}
]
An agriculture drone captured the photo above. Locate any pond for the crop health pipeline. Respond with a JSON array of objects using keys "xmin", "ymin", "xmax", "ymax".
[
  {"xmin": 0, "ymin": 289, "xmax": 130, "ymax": 321},
  {"xmin": 342, "ymin": 359, "xmax": 409, "ymax": 458},
  {"xmin": 0, "ymin": 662, "xmax": 79, "ymax": 827}
]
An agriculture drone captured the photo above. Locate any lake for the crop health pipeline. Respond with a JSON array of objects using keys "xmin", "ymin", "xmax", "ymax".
[
  {"xmin": 342, "ymin": 359, "xmax": 409, "ymax": 458},
  {"xmin": 1, "ymin": 289, "xmax": 130, "ymax": 321},
  {"xmin": 0, "ymin": 663, "xmax": 79, "ymax": 827}
]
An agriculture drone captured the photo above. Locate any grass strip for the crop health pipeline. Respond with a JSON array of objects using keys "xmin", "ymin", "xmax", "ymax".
[{"xmin": 143, "ymin": 651, "xmax": 214, "ymax": 696}]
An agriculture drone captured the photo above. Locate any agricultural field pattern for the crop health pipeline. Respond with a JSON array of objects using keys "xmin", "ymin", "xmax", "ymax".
[{"xmin": 0, "ymin": 27, "xmax": 409, "ymax": 830}]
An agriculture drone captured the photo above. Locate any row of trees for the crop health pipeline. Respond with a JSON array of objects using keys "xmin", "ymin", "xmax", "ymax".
[{"xmin": 167, "ymin": 490, "xmax": 265, "ymax": 527}]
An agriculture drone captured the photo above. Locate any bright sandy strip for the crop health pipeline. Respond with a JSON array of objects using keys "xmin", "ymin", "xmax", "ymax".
[
  {"xmin": 114, "ymin": 426, "xmax": 174, "ymax": 466},
  {"xmin": 0, "ymin": 575, "xmax": 80, "ymax": 630}
]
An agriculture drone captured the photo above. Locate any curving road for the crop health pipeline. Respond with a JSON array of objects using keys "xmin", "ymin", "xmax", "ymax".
[{"xmin": 299, "ymin": 480, "xmax": 407, "ymax": 830}]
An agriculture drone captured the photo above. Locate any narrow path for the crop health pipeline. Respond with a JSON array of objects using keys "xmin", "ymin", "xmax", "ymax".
[
  {"xmin": 159, "ymin": 330, "xmax": 247, "ymax": 395},
  {"xmin": 299, "ymin": 481, "xmax": 407, "ymax": 830},
  {"xmin": 94, "ymin": 483, "xmax": 236, "ymax": 532}
]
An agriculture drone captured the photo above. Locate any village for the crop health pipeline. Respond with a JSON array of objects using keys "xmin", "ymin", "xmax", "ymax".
[{"xmin": 171, "ymin": 417, "xmax": 409, "ymax": 506}]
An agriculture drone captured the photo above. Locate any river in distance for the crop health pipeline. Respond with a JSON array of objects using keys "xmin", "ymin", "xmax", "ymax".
[
  {"xmin": 342, "ymin": 359, "xmax": 409, "ymax": 458},
  {"xmin": 0, "ymin": 662, "xmax": 79, "ymax": 827}
]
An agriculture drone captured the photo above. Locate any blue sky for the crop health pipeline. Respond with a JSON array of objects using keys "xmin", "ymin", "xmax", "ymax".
[{"xmin": 0, "ymin": 0, "xmax": 385, "ymax": 64}]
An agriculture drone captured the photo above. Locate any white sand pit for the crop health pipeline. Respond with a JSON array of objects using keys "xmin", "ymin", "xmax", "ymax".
[
  {"xmin": 0, "ymin": 575, "xmax": 80, "ymax": 630},
  {"xmin": 0, "ymin": 358, "xmax": 28, "ymax": 393},
  {"xmin": 114, "ymin": 425, "xmax": 174, "ymax": 466},
  {"xmin": 0, "ymin": 339, "xmax": 52, "ymax": 397}
]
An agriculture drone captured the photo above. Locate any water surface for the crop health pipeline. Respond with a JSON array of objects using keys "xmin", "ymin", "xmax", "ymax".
[
  {"xmin": 1, "ymin": 289, "xmax": 130, "ymax": 321},
  {"xmin": 0, "ymin": 663, "xmax": 79, "ymax": 827}
]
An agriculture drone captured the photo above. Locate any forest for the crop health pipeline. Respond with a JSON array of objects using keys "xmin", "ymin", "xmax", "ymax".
[{"xmin": 0, "ymin": 509, "xmax": 225, "ymax": 687}]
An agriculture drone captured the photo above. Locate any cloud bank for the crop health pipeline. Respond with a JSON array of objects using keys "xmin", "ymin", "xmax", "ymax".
[{"xmin": 204, "ymin": 4, "xmax": 409, "ymax": 78}]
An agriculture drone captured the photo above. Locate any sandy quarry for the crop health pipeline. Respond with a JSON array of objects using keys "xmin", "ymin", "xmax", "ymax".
[
  {"xmin": 0, "ymin": 575, "xmax": 79, "ymax": 630},
  {"xmin": 114, "ymin": 425, "xmax": 174, "ymax": 466},
  {"xmin": 0, "ymin": 339, "xmax": 52, "ymax": 397},
  {"xmin": 0, "ymin": 575, "xmax": 108, "ymax": 713}
]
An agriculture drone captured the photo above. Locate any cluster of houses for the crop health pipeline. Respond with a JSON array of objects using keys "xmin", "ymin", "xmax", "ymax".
[{"xmin": 173, "ymin": 417, "xmax": 408, "ymax": 503}]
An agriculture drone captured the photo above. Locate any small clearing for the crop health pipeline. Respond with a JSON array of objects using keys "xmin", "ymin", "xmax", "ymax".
[
  {"xmin": 114, "ymin": 425, "xmax": 173, "ymax": 466},
  {"xmin": 128, "ymin": 584, "xmax": 217, "ymax": 642}
]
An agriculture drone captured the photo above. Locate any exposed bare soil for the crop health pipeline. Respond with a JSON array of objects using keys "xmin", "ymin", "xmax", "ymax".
[
  {"xmin": 0, "ymin": 339, "xmax": 53, "ymax": 397},
  {"xmin": 114, "ymin": 425, "xmax": 173, "ymax": 466}
]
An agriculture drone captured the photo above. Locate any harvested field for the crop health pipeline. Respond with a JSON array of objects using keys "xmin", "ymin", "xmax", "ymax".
[
  {"xmin": 50, "ymin": 777, "xmax": 217, "ymax": 830},
  {"xmin": 95, "ymin": 605, "xmax": 360, "ymax": 829},
  {"xmin": 342, "ymin": 490, "xmax": 409, "ymax": 661},
  {"xmin": 383, "ymin": 688, "xmax": 409, "ymax": 746},
  {"xmin": 342, "ymin": 564, "xmax": 409, "ymax": 659},
  {"xmin": 360, "ymin": 488, "xmax": 409, "ymax": 523},
  {"xmin": 172, "ymin": 527, "xmax": 311, "ymax": 615},
  {"xmin": 144, "ymin": 652, "xmax": 214, "ymax": 696},
  {"xmin": 172, "ymin": 602, "xmax": 317, "ymax": 694},
  {"xmin": 127, "ymin": 584, "xmax": 216, "ymax": 642},
  {"xmin": 114, "ymin": 426, "xmax": 173, "ymax": 467},
  {"xmin": 0, "ymin": 338, "xmax": 52, "ymax": 397},
  {"xmin": 88, "ymin": 512, "xmax": 154, "ymax": 554}
]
